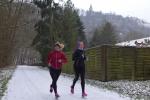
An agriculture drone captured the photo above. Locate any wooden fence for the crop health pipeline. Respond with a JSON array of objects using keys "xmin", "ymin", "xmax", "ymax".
[{"xmin": 62, "ymin": 45, "xmax": 150, "ymax": 81}]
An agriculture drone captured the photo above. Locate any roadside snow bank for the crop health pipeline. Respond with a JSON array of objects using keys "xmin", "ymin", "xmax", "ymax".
[{"xmin": 86, "ymin": 79, "xmax": 150, "ymax": 99}]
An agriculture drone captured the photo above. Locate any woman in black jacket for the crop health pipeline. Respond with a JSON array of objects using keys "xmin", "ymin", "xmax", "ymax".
[{"xmin": 71, "ymin": 41, "xmax": 87, "ymax": 97}]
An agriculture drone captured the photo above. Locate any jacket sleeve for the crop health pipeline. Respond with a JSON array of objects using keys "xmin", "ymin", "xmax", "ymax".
[
  {"xmin": 47, "ymin": 51, "xmax": 52, "ymax": 64},
  {"xmin": 72, "ymin": 50, "xmax": 79, "ymax": 61},
  {"xmin": 84, "ymin": 51, "xmax": 87, "ymax": 60}
]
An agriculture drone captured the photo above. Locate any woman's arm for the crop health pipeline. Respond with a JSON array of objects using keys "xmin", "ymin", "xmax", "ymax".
[
  {"xmin": 47, "ymin": 51, "xmax": 52, "ymax": 66},
  {"xmin": 72, "ymin": 50, "xmax": 80, "ymax": 61},
  {"xmin": 83, "ymin": 51, "xmax": 87, "ymax": 60}
]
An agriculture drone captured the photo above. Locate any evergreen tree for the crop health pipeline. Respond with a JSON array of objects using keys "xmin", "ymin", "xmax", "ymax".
[
  {"xmin": 32, "ymin": 0, "xmax": 62, "ymax": 66},
  {"xmin": 60, "ymin": 0, "xmax": 86, "ymax": 51},
  {"xmin": 90, "ymin": 29, "xmax": 100, "ymax": 46},
  {"xmin": 99, "ymin": 22, "xmax": 116, "ymax": 45},
  {"xmin": 32, "ymin": 0, "xmax": 86, "ymax": 66},
  {"xmin": 90, "ymin": 22, "xmax": 116, "ymax": 46}
]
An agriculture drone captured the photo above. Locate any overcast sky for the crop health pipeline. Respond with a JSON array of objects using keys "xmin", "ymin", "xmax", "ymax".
[{"xmin": 70, "ymin": 0, "xmax": 150, "ymax": 22}]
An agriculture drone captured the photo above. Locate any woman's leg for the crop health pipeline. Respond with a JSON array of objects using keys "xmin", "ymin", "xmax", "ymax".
[
  {"xmin": 80, "ymin": 66, "xmax": 87, "ymax": 97},
  {"xmin": 52, "ymin": 69, "xmax": 61, "ymax": 94},
  {"xmin": 49, "ymin": 67, "xmax": 55, "ymax": 90},
  {"xmin": 80, "ymin": 69, "xmax": 85, "ymax": 93},
  {"xmin": 72, "ymin": 67, "xmax": 80, "ymax": 89}
]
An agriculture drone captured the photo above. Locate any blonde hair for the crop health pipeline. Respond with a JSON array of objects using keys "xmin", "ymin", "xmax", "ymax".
[
  {"xmin": 54, "ymin": 41, "xmax": 64, "ymax": 49},
  {"xmin": 59, "ymin": 43, "xmax": 65, "ymax": 49}
]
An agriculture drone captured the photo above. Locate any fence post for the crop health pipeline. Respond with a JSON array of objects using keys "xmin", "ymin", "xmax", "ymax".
[
  {"xmin": 101, "ymin": 45, "xmax": 108, "ymax": 82},
  {"xmin": 132, "ymin": 47, "xmax": 137, "ymax": 80}
]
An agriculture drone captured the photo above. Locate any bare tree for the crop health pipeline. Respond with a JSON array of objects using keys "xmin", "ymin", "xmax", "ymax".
[{"xmin": 0, "ymin": 0, "xmax": 25, "ymax": 67}]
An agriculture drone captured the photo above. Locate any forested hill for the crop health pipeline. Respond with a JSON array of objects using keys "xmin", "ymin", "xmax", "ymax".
[
  {"xmin": 80, "ymin": 9, "xmax": 150, "ymax": 42},
  {"xmin": 12, "ymin": 3, "xmax": 150, "ymax": 46}
]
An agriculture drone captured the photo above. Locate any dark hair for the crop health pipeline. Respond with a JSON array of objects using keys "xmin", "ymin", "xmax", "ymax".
[{"xmin": 73, "ymin": 41, "xmax": 85, "ymax": 52}]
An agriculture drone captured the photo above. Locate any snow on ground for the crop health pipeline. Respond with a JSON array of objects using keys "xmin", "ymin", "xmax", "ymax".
[
  {"xmin": 116, "ymin": 37, "xmax": 150, "ymax": 46},
  {"xmin": 85, "ymin": 79, "xmax": 150, "ymax": 99},
  {"xmin": 0, "ymin": 69, "xmax": 14, "ymax": 100},
  {"xmin": 2, "ymin": 65, "xmax": 129, "ymax": 100}
]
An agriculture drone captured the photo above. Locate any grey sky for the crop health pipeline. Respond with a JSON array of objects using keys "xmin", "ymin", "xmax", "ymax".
[{"xmin": 71, "ymin": 0, "xmax": 150, "ymax": 22}]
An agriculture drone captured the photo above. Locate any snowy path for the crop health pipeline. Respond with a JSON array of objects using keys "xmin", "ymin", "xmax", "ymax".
[{"xmin": 2, "ymin": 66, "xmax": 129, "ymax": 100}]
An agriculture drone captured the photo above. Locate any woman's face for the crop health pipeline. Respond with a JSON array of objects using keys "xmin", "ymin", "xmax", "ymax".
[
  {"xmin": 79, "ymin": 42, "xmax": 84, "ymax": 49},
  {"xmin": 54, "ymin": 45, "xmax": 60, "ymax": 51}
]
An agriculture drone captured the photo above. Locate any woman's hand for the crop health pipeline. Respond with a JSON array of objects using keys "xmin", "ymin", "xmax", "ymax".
[
  {"xmin": 58, "ymin": 59, "xmax": 62, "ymax": 63},
  {"xmin": 86, "ymin": 57, "xmax": 89, "ymax": 61},
  {"xmin": 48, "ymin": 63, "xmax": 51, "ymax": 66}
]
